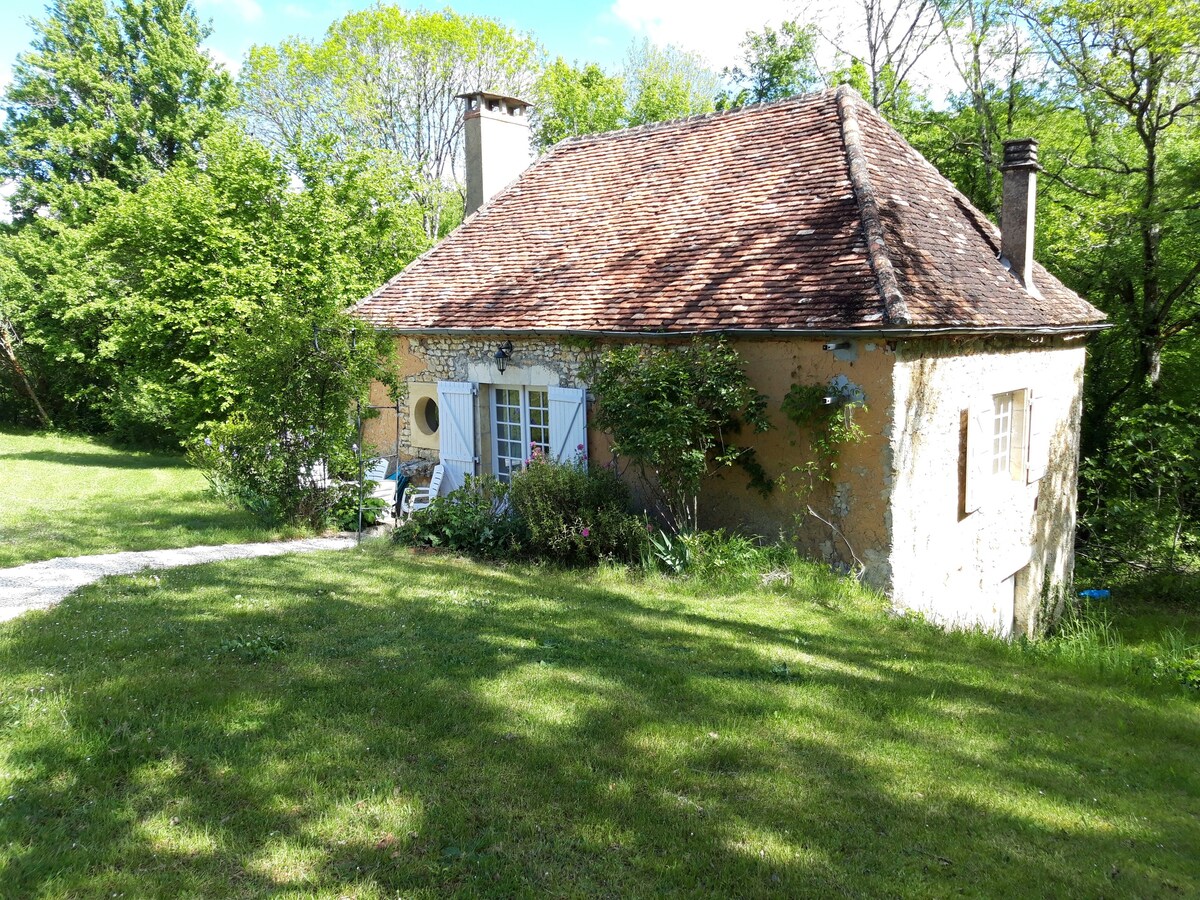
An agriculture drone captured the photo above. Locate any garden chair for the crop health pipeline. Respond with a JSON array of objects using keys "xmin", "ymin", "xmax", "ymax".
[
  {"xmin": 401, "ymin": 464, "xmax": 444, "ymax": 517},
  {"xmin": 362, "ymin": 457, "xmax": 390, "ymax": 484}
]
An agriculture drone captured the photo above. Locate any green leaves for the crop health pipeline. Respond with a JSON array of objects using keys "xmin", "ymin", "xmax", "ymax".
[
  {"xmin": 585, "ymin": 338, "xmax": 772, "ymax": 530},
  {"xmin": 0, "ymin": 0, "xmax": 231, "ymax": 224}
]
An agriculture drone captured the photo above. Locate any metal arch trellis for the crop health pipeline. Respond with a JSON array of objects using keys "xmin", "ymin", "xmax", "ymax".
[{"xmin": 312, "ymin": 322, "xmax": 404, "ymax": 544}]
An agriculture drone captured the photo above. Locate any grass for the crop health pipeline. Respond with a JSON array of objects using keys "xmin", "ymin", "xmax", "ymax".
[
  {"xmin": 1, "ymin": 543, "xmax": 1197, "ymax": 897},
  {"xmin": 0, "ymin": 428, "xmax": 301, "ymax": 567}
]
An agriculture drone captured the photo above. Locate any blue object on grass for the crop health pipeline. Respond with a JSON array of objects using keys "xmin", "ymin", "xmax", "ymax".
[{"xmin": 1078, "ymin": 589, "xmax": 1111, "ymax": 600}]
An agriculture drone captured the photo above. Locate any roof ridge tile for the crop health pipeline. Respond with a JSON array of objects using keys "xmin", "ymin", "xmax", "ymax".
[{"xmin": 835, "ymin": 84, "xmax": 911, "ymax": 327}]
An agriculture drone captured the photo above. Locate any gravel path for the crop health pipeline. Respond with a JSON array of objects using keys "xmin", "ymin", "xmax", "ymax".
[{"xmin": 0, "ymin": 536, "xmax": 356, "ymax": 622}]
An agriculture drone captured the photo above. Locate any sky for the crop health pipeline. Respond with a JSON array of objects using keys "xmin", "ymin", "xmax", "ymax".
[{"xmin": 0, "ymin": 0, "xmax": 924, "ymax": 86}]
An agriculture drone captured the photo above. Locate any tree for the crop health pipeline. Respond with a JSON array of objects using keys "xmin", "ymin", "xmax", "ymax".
[
  {"xmin": 238, "ymin": 6, "xmax": 538, "ymax": 240},
  {"xmin": 585, "ymin": 338, "xmax": 771, "ymax": 532},
  {"xmin": 623, "ymin": 40, "xmax": 722, "ymax": 126},
  {"xmin": 0, "ymin": 0, "xmax": 230, "ymax": 223},
  {"xmin": 719, "ymin": 20, "xmax": 821, "ymax": 108},
  {"xmin": 532, "ymin": 58, "xmax": 626, "ymax": 150},
  {"xmin": 1022, "ymin": 0, "xmax": 1200, "ymax": 390}
]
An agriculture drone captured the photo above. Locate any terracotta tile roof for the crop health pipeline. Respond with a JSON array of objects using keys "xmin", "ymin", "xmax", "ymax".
[{"xmin": 352, "ymin": 86, "xmax": 1105, "ymax": 333}]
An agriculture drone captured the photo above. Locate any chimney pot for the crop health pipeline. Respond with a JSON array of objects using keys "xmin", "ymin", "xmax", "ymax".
[{"xmin": 999, "ymin": 138, "xmax": 1039, "ymax": 292}]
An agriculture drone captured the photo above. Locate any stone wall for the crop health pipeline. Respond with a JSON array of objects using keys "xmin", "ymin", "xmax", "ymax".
[
  {"xmin": 363, "ymin": 329, "xmax": 1090, "ymax": 638},
  {"xmin": 886, "ymin": 335, "xmax": 1088, "ymax": 637}
]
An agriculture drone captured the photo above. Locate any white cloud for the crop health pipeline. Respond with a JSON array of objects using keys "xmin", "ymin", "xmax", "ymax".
[
  {"xmin": 203, "ymin": 44, "xmax": 243, "ymax": 77},
  {"xmin": 282, "ymin": 3, "xmax": 314, "ymax": 18},
  {"xmin": 610, "ymin": 0, "xmax": 963, "ymax": 100},
  {"xmin": 196, "ymin": 0, "xmax": 264, "ymax": 24},
  {"xmin": 610, "ymin": 0, "xmax": 787, "ymax": 68}
]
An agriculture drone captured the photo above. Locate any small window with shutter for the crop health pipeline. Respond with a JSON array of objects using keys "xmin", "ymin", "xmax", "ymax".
[{"xmin": 966, "ymin": 389, "xmax": 1031, "ymax": 512}]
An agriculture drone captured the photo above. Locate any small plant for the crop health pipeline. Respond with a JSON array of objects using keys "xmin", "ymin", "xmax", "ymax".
[
  {"xmin": 646, "ymin": 527, "xmax": 693, "ymax": 574},
  {"xmin": 332, "ymin": 481, "xmax": 388, "ymax": 530},
  {"xmin": 780, "ymin": 378, "xmax": 867, "ymax": 490},
  {"xmin": 508, "ymin": 447, "xmax": 646, "ymax": 565},
  {"xmin": 585, "ymin": 337, "xmax": 772, "ymax": 531},
  {"xmin": 218, "ymin": 633, "xmax": 291, "ymax": 662}
]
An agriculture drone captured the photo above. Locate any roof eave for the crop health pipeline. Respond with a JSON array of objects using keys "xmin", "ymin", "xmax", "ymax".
[{"xmin": 361, "ymin": 322, "xmax": 1111, "ymax": 339}]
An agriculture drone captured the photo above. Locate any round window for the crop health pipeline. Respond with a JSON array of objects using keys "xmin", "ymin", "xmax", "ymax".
[{"xmin": 414, "ymin": 396, "xmax": 439, "ymax": 436}]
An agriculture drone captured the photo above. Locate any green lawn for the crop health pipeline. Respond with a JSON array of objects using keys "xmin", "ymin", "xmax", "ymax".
[
  {"xmin": 1, "ymin": 544, "xmax": 1196, "ymax": 897},
  {"xmin": 0, "ymin": 428, "xmax": 299, "ymax": 567}
]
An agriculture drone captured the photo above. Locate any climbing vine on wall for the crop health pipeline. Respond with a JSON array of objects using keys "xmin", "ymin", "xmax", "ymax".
[{"xmin": 781, "ymin": 378, "xmax": 867, "ymax": 490}]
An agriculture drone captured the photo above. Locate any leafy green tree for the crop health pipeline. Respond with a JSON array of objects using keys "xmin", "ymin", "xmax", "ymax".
[
  {"xmin": 585, "ymin": 338, "xmax": 771, "ymax": 532},
  {"xmin": 623, "ymin": 40, "xmax": 721, "ymax": 126},
  {"xmin": 0, "ymin": 0, "xmax": 231, "ymax": 223},
  {"xmin": 719, "ymin": 20, "xmax": 821, "ymax": 108},
  {"xmin": 238, "ymin": 5, "xmax": 538, "ymax": 240},
  {"xmin": 532, "ymin": 58, "xmax": 626, "ymax": 150},
  {"xmin": 1022, "ymin": 0, "xmax": 1200, "ymax": 390}
]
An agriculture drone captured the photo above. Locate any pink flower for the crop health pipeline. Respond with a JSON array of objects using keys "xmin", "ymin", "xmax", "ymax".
[
  {"xmin": 581, "ymin": 527, "xmax": 591, "ymax": 538},
  {"xmin": 577, "ymin": 443, "xmax": 585, "ymax": 451}
]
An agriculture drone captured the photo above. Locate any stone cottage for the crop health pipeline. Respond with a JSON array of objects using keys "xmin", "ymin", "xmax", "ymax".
[{"xmin": 352, "ymin": 86, "xmax": 1107, "ymax": 637}]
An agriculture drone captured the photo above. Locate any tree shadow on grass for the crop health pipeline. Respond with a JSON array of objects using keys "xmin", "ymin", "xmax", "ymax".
[
  {"xmin": 0, "ymin": 550, "xmax": 1197, "ymax": 896},
  {"xmin": 0, "ymin": 449, "xmax": 191, "ymax": 470}
]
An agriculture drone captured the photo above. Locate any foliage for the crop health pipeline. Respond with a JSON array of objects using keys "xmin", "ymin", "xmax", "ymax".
[
  {"xmin": 0, "ymin": 0, "xmax": 232, "ymax": 224},
  {"xmin": 333, "ymin": 482, "xmax": 389, "ymax": 531},
  {"xmin": 508, "ymin": 448, "xmax": 646, "ymax": 565},
  {"xmin": 188, "ymin": 307, "xmax": 400, "ymax": 528},
  {"xmin": 585, "ymin": 338, "xmax": 772, "ymax": 531},
  {"xmin": 718, "ymin": 20, "xmax": 821, "ymax": 109},
  {"xmin": 0, "ymin": 125, "xmax": 422, "ymax": 445},
  {"xmin": 237, "ymin": 5, "xmax": 538, "ymax": 240},
  {"xmin": 1021, "ymin": 0, "xmax": 1200, "ymax": 391},
  {"xmin": 623, "ymin": 40, "xmax": 722, "ymax": 126},
  {"xmin": 1078, "ymin": 400, "xmax": 1200, "ymax": 576},
  {"xmin": 532, "ymin": 58, "xmax": 626, "ymax": 149},
  {"xmin": 781, "ymin": 381, "xmax": 868, "ymax": 489},
  {"xmin": 394, "ymin": 475, "xmax": 523, "ymax": 557}
]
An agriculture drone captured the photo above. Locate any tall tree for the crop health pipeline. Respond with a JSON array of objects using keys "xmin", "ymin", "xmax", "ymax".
[
  {"xmin": 623, "ymin": 40, "xmax": 722, "ymax": 125},
  {"xmin": 1023, "ymin": 0, "xmax": 1200, "ymax": 389},
  {"xmin": 719, "ymin": 20, "xmax": 821, "ymax": 108},
  {"xmin": 0, "ymin": 0, "xmax": 230, "ymax": 223},
  {"xmin": 238, "ymin": 6, "xmax": 538, "ymax": 240},
  {"xmin": 532, "ymin": 58, "xmax": 626, "ymax": 150}
]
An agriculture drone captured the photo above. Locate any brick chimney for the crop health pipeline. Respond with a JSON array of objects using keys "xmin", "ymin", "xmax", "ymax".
[
  {"xmin": 458, "ymin": 91, "xmax": 533, "ymax": 216},
  {"xmin": 999, "ymin": 138, "xmax": 1039, "ymax": 291}
]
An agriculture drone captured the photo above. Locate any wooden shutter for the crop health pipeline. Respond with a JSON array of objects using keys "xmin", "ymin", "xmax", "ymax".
[
  {"xmin": 964, "ymin": 396, "xmax": 993, "ymax": 513},
  {"xmin": 548, "ymin": 386, "xmax": 587, "ymax": 464},
  {"xmin": 1026, "ymin": 388, "xmax": 1050, "ymax": 483},
  {"xmin": 436, "ymin": 381, "xmax": 477, "ymax": 492}
]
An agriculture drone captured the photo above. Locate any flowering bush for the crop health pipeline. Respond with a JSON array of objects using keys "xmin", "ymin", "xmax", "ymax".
[
  {"xmin": 393, "ymin": 475, "xmax": 524, "ymax": 557},
  {"xmin": 508, "ymin": 446, "xmax": 646, "ymax": 565}
]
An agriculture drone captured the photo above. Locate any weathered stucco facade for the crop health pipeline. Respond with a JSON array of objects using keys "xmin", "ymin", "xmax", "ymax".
[{"xmin": 363, "ymin": 331, "xmax": 1087, "ymax": 637}]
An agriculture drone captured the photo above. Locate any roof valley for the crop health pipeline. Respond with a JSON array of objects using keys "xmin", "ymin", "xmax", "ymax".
[{"xmin": 834, "ymin": 85, "xmax": 912, "ymax": 327}]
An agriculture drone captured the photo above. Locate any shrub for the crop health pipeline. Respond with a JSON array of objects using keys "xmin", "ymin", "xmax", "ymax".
[
  {"xmin": 394, "ymin": 476, "xmax": 523, "ymax": 557},
  {"xmin": 190, "ymin": 419, "xmax": 353, "ymax": 528},
  {"xmin": 508, "ymin": 449, "xmax": 647, "ymax": 565}
]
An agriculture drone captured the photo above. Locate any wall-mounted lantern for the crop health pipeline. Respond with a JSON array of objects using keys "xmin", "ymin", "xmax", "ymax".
[{"xmin": 494, "ymin": 340, "xmax": 514, "ymax": 373}]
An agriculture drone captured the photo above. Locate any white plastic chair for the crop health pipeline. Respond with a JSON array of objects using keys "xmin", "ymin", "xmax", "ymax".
[
  {"xmin": 402, "ymin": 465, "xmax": 445, "ymax": 517},
  {"xmin": 363, "ymin": 457, "xmax": 390, "ymax": 484}
]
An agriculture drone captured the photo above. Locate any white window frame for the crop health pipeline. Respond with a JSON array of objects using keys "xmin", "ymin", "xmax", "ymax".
[
  {"xmin": 491, "ymin": 385, "xmax": 550, "ymax": 482},
  {"xmin": 991, "ymin": 389, "xmax": 1028, "ymax": 482}
]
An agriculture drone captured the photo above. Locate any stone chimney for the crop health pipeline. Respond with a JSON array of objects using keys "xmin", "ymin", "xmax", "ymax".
[
  {"xmin": 999, "ymin": 138, "xmax": 1039, "ymax": 290},
  {"xmin": 458, "ymin": 91, "xmax": 533, "ymax": 216}
]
